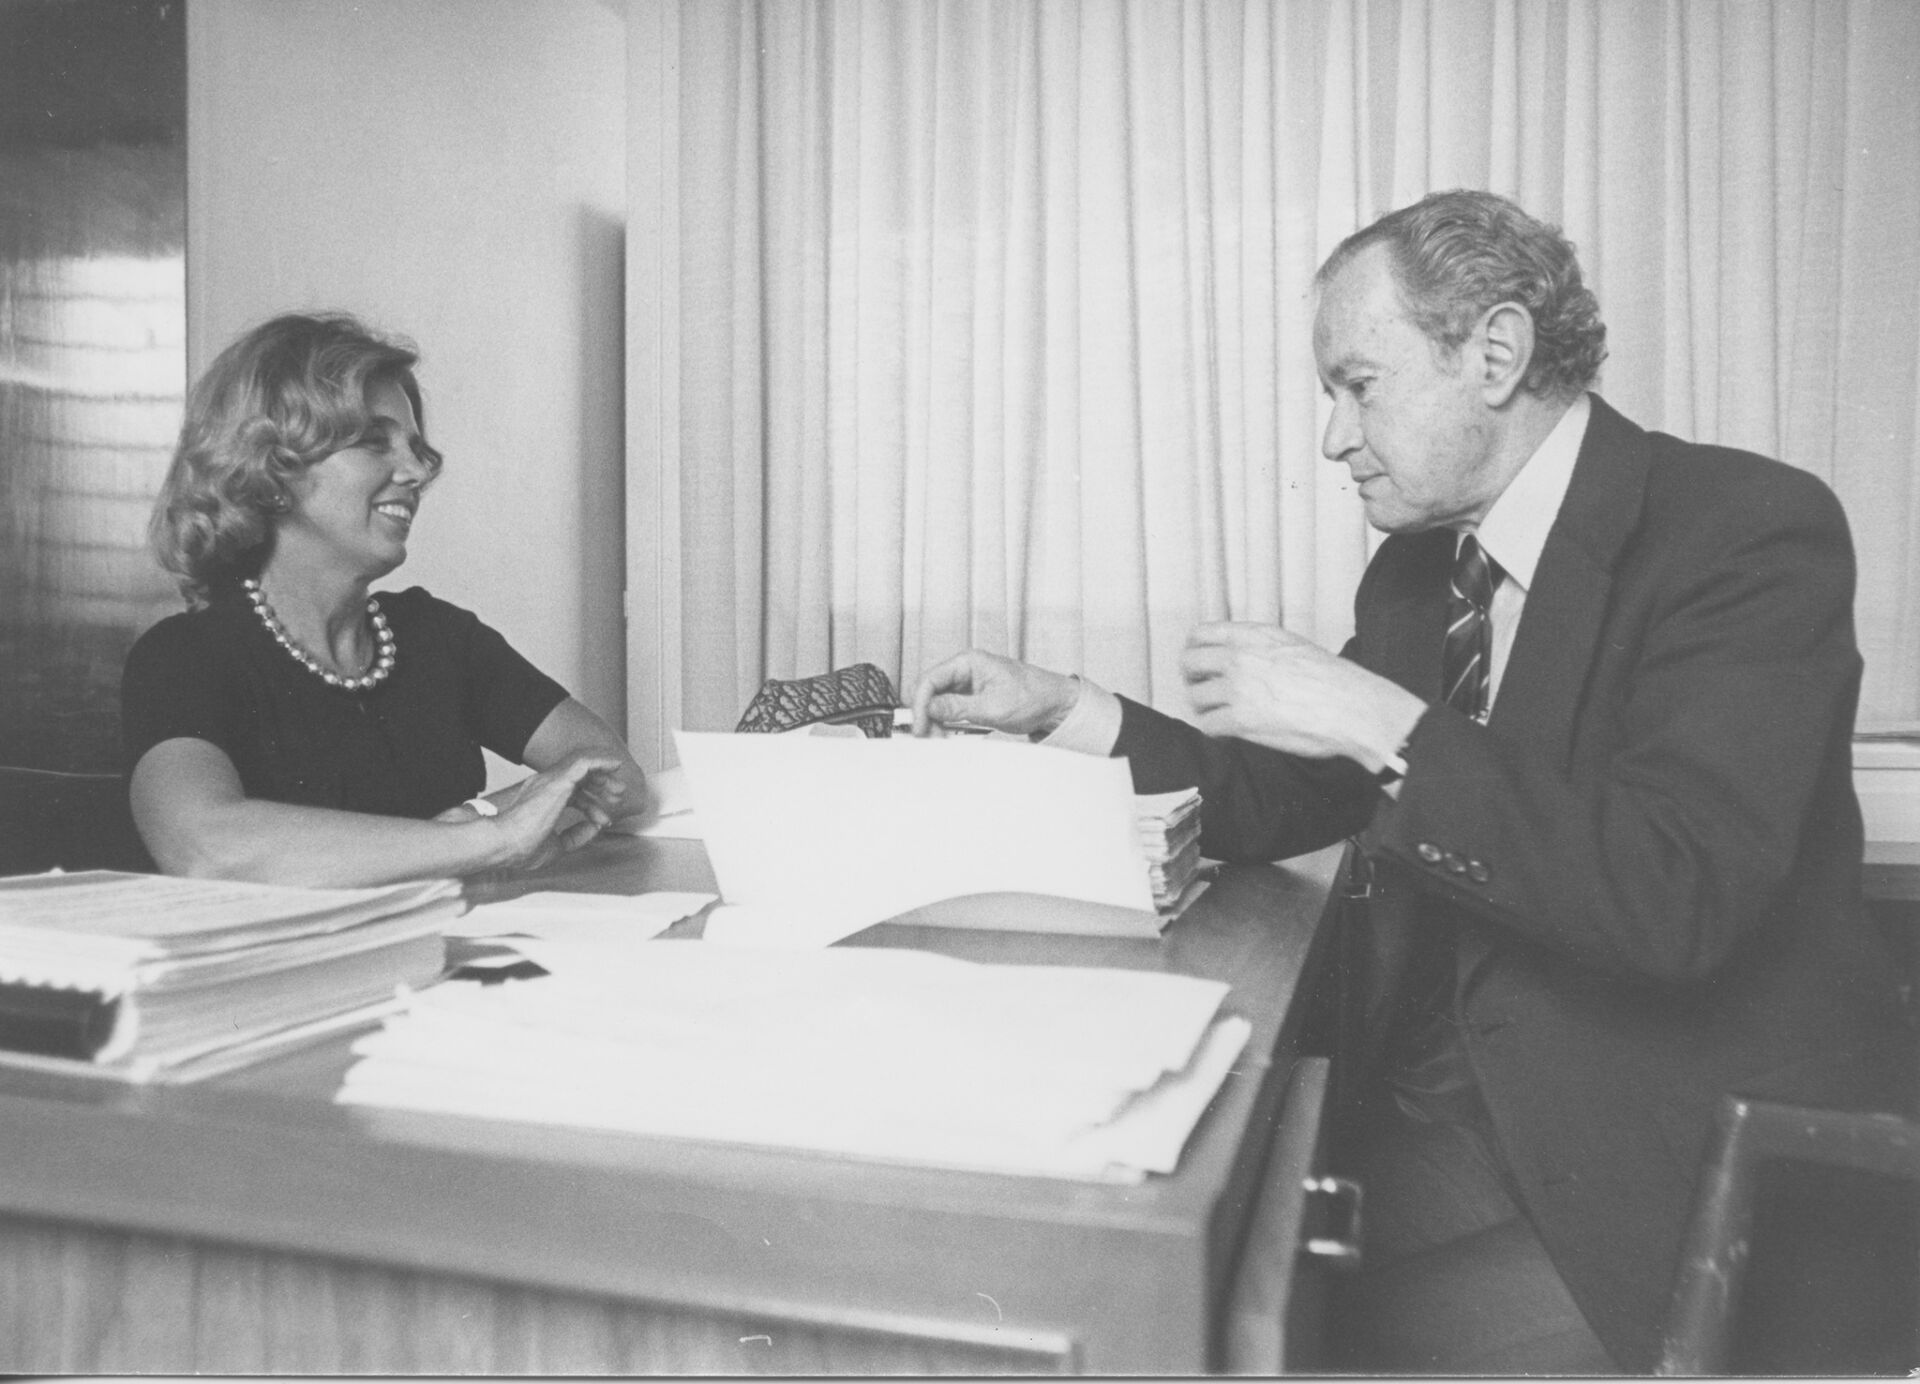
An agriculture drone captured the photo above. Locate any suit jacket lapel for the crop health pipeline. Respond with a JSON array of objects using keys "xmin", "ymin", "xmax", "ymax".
[
  {"xmin": 1487, "ymin": 394, "xmax": 1652, "ymax": 770},
  {"xmin": 1364, "ymin": 527, "xmax": 1455, "ymax": 699}
]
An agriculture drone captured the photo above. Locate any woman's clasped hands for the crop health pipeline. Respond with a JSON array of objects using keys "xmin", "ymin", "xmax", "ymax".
[{"xmin": 433, "ymin": 752, "xmax": 628, "ymax": 871}]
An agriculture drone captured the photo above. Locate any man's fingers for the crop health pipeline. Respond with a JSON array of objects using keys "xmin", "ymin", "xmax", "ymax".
[
  {"xmin": 923, "ymin": 691, "xmax": 979, "ymax": 728},
  {"xmin": 1185, "ymin": 676, "xmax": 1236, "ymax": 715},
  {"xmin": 1180, "ymin": 644, "xmax": 1234, "ymax": 681},
  {"xmin": 1190, "ymin": 708, "xmax": 1241, "ymax": 741},
  {"xmin": 909, "ymin": 680, "xmax": 942, "ymax": 736},
  {"xmin": 1188, "ymin": 620, "xmax": 1303, "ymax": 650},
  {"xmin": 1187, "ymin": 621, "xmax": 1264, "ymax": 646},
  {"xmin": 911, "ymin": 652, "xmax": 983, "ymax": 735}
]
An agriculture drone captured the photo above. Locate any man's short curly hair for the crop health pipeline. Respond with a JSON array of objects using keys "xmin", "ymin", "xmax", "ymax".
[
  {"xmin": 1316, "ymin": 189, "xmax": 1607, "ymax": 400},
  {"xmin": 150, "ymin": 312, "xmax": 440, "ymax": 606}
]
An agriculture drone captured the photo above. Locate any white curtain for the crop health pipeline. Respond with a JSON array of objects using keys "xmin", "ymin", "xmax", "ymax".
[{"xmin": 635, "ymin": 0, "xmax": 1920, "ymax": 755}]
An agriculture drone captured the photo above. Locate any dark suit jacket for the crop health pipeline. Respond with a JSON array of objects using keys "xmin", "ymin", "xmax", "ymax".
[{"xmin": 1113, "ymin": 395, "xmax": 1906, "ymax": 1369}]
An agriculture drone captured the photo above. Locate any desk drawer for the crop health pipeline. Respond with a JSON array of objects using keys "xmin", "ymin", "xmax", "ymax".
[{"xmin": 1224, "ymin": 1056, "xmax": 1352, "ymax": 1374}]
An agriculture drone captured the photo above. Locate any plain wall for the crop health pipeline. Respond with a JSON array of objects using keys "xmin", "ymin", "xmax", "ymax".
[{"xmin": 186, "ymin": 0, "xmax": 629, "ymax": 777}]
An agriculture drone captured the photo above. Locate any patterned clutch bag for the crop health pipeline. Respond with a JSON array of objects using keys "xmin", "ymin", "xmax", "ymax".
[{"xmin": 734, "ymin": 663, "xmax": 899, "ymax": 739}]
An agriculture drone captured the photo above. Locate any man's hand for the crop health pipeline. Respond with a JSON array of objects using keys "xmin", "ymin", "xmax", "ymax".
[
  {"xmin": 1182, "ymin": 622, "xmax": 1427, "ymax": 771},
  {"xmin": 910, "ymin": 650, "xmax": 1082, "ymax": 738}
]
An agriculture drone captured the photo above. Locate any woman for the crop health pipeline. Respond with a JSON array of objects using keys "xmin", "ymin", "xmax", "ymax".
[{"xmin": 124, "ymin": 312, "xmax": 648, "ymax": 886}]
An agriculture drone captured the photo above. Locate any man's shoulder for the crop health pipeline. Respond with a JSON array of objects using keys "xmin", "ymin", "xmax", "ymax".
[
  {"xmin": 1636, "ymin": 427, "xmax": 1848, "ymax": 539},
  {"xmin": 1589, "ymin": 398, "xmax": 1848, "ymax": 542}
]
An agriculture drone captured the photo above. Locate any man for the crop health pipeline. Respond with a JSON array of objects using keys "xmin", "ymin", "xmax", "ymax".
[{"xmin": 911, "ymin": 190, "xmax": 1905, "ymax": 1372}]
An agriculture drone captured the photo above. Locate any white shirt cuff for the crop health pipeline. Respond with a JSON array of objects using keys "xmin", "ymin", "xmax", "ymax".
[{"xmin": 1039, "ymin": 676, "xmax": 1124, "ymax": 756}]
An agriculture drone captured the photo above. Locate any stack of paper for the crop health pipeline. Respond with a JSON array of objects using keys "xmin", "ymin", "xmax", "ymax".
[
  {"xmin": 676, "ymin": 730, "xmax": 1165, "ymax": 941},
  {"xmin": 1136, "ymin": 788, "xmax": 1205, "ymax": 915},
  {"xmin": 338, "ymin": 942, "xmax": 1249, "ymax": 1183},
  {"xmin": 0, "ymin": 871, "xmax": 460, "ymax": 1082}
]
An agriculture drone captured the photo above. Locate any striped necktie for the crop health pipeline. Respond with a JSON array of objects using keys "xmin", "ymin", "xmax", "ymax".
[{"xmin": 1442, "ymin": 533, "xmax": 1501, "ymax": 720}]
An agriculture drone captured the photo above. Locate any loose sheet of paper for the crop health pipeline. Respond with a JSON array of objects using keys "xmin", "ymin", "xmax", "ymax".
[
  {"xmin": 702, "ymin": 902, "xmax": 872, "ymax": 949},
  {"xmin": 339, "ymin": 941, "xmax": 1239, "ymax": 1181},
  {"xmin": 446, "ymin": 891, "xmax": 715, "ymax": 945},
  {"xmin": 674, "ymin": 732, "xmax": 1156, "ymax": 940}
]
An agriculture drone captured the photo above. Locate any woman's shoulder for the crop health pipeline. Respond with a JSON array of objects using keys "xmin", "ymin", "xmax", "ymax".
[
  {"xmin": 375, "ymin": 584, "xmax": 482, "ymax": 633},
  {"xmin": 128, "ymin": 598, "xmax": 243, "ymax": 660},
  {"xmin": 376, "ymin": 586, "xmax": 557, "ymax": 690},
  {"xmin": 124, "ymin": 596, "xmax": 252, "ymax": 694},
  {"xmin": 374, "ymin": 586, "xmax": 513, "ymax": 663}
]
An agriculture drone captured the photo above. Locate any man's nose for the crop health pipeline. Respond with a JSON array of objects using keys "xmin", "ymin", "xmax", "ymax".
[{"xmin": 1321, "ymin": 396, "xmax": 1362, "ymax": 462}]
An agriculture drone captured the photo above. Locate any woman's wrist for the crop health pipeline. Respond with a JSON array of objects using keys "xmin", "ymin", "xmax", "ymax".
[{"xmin": 467, "ymin": 812, "xmax": 522, "ymax": 870}]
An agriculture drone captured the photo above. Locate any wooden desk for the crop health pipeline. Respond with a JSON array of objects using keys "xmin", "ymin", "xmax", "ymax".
[{"xmin": 0, "ymin": 838, "xmax": 1343, "ymax": 1374}]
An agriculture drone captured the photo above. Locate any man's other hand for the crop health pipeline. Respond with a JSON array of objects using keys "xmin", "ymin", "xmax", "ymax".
[
  {"xmin": 1182, "ymin": 622, "xmax": 1427, "ymax": 772},
  {"xmin": 910, "ymin": 650, "xmax": 1082, "ymax": 738}
]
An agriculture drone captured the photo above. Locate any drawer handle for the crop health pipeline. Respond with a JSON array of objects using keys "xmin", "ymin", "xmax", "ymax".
[{"xmin": 1302, "ymin": 1174, "xmax": 1364, "ymax": 1267}]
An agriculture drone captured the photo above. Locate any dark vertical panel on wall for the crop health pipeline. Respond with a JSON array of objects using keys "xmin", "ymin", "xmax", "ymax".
[{"xmin": 0, "ymin": 0, "xmax": 186, "ymax": 776}]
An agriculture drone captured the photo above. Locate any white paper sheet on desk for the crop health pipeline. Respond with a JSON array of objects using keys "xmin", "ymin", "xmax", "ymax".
[
  {"xmin": 702, "ymin": 902, "xmax": 871, "ymax": 949},
  {"xmin": 444, "ymin": 891, "xmax": 715, "ymax": 944},
  {"xmin": 338, "ymin": 942, "xmax": 1239, "ymax": 1181},
  {"xmin": 674, "ymin": 731, "xmax": 1157, "ymax": 938},
  {"xmin": 629, "ymin": 811, "xmax": 704, "ymax": 840}
]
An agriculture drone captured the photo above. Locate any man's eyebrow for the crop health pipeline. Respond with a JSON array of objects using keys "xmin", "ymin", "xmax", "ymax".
[
  {"xmin": 1320, "ymin": 356, "xmax": 1373, "ymax": 386},
  {"xmin": 1317, "ymin": 354, "xmax": 1388, "ymax": 401}
]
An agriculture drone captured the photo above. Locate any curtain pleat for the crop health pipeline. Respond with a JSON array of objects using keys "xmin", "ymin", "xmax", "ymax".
[{"xmin": 662, "ymin": 0, "xmax": 1920, "ymax": 735}]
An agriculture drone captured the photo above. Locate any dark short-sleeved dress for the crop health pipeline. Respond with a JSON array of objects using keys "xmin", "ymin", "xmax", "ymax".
[{"xmin": 122, "ymin": 584, "xmax": 569, "ymax": 819}]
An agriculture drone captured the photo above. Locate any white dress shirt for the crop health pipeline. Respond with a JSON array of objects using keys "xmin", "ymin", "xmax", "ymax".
[
  {"xmin": 1469, "ymin": 392, "xmax": 1589, "ymax": 710},
  {"xmin": 1044, "ymin": 394, "xmax": 1593, "ymax": 756}
]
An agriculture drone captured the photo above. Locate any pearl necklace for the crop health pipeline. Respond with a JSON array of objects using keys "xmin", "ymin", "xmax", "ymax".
[{"xmin": 244, "ymin": 578, "xmax": 396, "ymax": 691}]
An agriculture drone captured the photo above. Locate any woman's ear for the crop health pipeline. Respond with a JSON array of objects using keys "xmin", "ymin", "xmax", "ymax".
[{"xmin": 1476, "ymin": 301, "xmax": 1535, "ymax": 407}]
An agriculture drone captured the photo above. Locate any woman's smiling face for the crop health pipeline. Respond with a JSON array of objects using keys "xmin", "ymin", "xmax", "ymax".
[{"xmin": 279, "ymin": 379, "xmax": 440, "ymax": 581}]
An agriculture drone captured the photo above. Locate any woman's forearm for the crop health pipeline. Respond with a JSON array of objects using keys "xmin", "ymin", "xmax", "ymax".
[
  {"xmin": 143, "ymin": 791, "xmax": 512, "ymax": 887},
  {"xmin": 129, "ymin": 737, "xmax": 613, "ymax": 888}
]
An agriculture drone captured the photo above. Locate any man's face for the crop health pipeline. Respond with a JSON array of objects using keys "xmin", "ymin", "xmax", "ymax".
[{"xmin": 1312, "ymin": 244, "xmax": 1502, "ymax": 533}]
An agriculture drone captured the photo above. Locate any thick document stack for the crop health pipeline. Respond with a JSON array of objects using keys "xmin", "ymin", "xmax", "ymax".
[
  {"xmin": 677, "ymin": 731, "xmax": 1185, "ymax": 943},
  {"xmin": 340, "ymin": 942, "xmax": 1250, "ymax": 1183},
  {"xmin": 1136, "ymin": 788, "xmax": 1204, "ymax": 916},
  {"xmin": 0, "ymin": 870, "xmax": 459, "ymax": 1082}
]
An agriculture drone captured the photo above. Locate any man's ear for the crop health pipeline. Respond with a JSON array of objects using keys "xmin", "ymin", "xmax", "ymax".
[{"xmin": 1475, "ymin": 302, "xmax": 1535, "ymax": 407}]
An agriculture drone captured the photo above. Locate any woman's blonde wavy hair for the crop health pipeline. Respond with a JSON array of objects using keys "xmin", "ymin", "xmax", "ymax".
[{"xmin": 150, "ymin": 312, "xmax": 439, "ymax": 606}]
